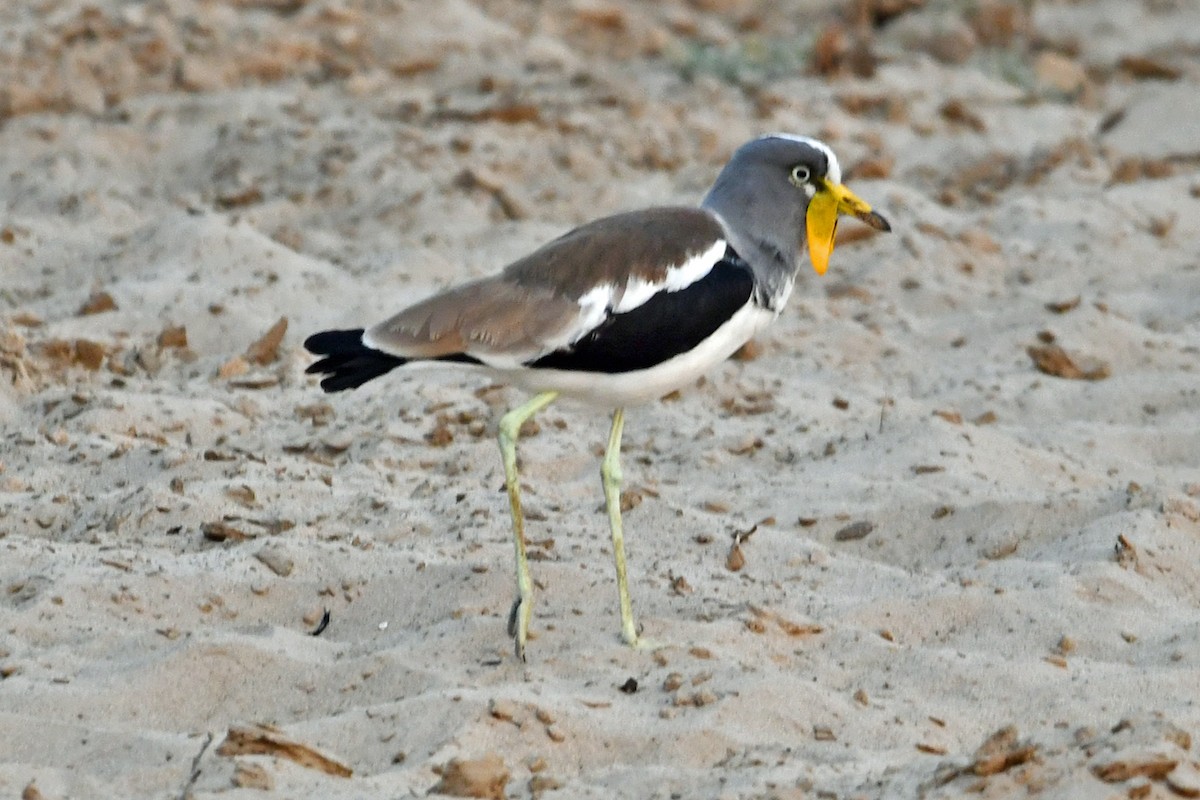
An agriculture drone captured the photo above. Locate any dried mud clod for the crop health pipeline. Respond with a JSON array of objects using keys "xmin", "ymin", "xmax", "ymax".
[
  {"xmin": 933, "ymin": 725, "xmax": 1039, "ymax": 787},
  {"xmin": 431, "ymin": 753, "xmax": 510, "ymax": 800},
  {"xmin": 1027, "ymin": 343, "xmax": 1110, "ymax": 381}
]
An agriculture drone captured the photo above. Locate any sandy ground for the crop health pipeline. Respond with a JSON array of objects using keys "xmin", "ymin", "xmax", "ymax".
[{"xmin": 2, "ymin": 0, "xmax": 1200, "ymax": 797}]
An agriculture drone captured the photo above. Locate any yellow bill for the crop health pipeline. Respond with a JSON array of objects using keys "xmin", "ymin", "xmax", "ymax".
[{"xmin": 805, "ymin": 179, "xmax": 891, "ymax": 275}]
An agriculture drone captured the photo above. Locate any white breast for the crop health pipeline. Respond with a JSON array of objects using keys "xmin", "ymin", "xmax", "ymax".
[{"xmin": 494, "ymin": 300, "xmax": 777, "ymax": 407}]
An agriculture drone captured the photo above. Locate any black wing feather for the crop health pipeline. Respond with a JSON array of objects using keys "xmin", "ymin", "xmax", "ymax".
[
  {"xmin": 304, "ymin": 328, "xmax": 408, "ymax": 392},
  {"xmin": 304, "ymin": 328, "xmax": 483, "ymax": 392},
  {"xmin": 528, "ymin": 249, "xmax": 755, "ymax": 374}
]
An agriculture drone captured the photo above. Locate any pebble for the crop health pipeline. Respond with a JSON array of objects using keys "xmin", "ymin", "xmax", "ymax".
[
  {"xmin": 1034, "ymin": 52, "xmax": 1088, "ymax": 95},
  {"xmin": 254, "ymin": 545, "xmax": 294, "ymax": 577},
  {"xmin": 488, "ymin": 698, "xmax": 518, "ymax": 722}
]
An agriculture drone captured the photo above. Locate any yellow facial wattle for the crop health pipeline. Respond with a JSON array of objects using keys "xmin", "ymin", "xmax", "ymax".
[{"xmin": 805, "ymin": 179, "xmax": 891, "ymax": 275}]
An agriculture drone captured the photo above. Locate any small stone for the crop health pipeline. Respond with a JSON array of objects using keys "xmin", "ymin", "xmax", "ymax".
[
  {"xmin": 255, "ymin": 545, "xmax": 294, "ymax": 577},
  {"xmin": 202, "ymin": 521, "xmax": 251, "ymax": 543},
  {"xmin": 488, "ymin": 698, "xmax": 518, "ymax": 722},
  {"xmin": 158, "ymin": 325, "xmax": 188, "ymax": 349},
  {"xmin": 1167, "ymin": 761, "xmax": 1200, "ymax": 798},
  {"xmin": 834, "ymin": 520, "xmax": 874, "ymax": 541},
  {"xmin": 78, "ymin": 291, "xmax": 117, "ymax": 315},
  {"xmin": 431, "ymin": 754, "xmax": 509, "ymax": 799},
  {"xmin": 1034, "ymin": 52, "xmax": 1087, "ymax": 95},
  {"xmin": 726, "ymin": 543, "xmax": 745, "ymax": 572},
  {"xmin": 74, "ymin": 339, "xmax": 106, "ymax": 370}
]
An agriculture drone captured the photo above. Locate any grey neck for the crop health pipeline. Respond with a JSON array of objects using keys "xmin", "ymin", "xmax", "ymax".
[{"xmin": 701, "ymin": 194, "xmax": 803, "ymax": 312}]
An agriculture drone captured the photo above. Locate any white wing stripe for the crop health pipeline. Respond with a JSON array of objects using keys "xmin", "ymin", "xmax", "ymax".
[
  {"xmin": 612, "ymin": 239, "xmax": 726, "ymax": 314},
  {"xmin": 478, "ymin": 238, "xmax": 730, "ymax": 366},
  {"xmin": 489, "ymin": 283, "xmax": 612, "ymax": 365}
]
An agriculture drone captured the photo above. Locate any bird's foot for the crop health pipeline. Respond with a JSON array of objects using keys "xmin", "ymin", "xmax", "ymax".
[
  {"xmin": 508, "ymin": 596, "xmax": 530, "ymax": 662},
  {"xmin": 621, "ymin": 621, "xmax": 663, "ymax": 652}
]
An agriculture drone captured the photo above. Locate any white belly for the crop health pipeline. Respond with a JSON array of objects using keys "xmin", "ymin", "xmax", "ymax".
[{"xmin": 494, "ymin": 302, "xmax": 777, "ymax": 407}]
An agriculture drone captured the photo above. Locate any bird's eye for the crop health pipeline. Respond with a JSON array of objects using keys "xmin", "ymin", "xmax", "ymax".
[{"xmin": 789, "ymin": 165, "xmax": 811, "ymax": 185}]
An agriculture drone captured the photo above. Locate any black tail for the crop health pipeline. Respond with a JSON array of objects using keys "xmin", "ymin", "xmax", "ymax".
[{"xmin": 304, "ymin": 328, "xmax": 407, "ymax": 392}]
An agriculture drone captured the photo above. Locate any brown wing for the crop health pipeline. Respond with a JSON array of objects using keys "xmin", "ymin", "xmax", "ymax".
[
  {"xmin": 365, "ymin": 206, "xmax": 727, "ymax": 363},
  {"xmin": 365, "ymin": 277, "xmax": 581, "ymax": 361},
  {"xmin": 503, "ymin": 206, "xmax": 727, "ymax": 297}
]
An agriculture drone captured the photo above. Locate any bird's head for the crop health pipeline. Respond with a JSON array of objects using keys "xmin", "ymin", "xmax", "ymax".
[{"xmin": 704, "ymin": 134, "xmax": 891, "ymax": 275}]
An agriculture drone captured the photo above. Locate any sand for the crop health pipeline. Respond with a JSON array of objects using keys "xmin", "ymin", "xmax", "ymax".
[{"xmin": 2, "ymin": 0, "xmax": 1199, "ymax": 797}]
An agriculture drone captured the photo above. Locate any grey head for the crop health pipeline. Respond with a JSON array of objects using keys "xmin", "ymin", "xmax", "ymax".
[{"xmin": 701, "ymin": 134, "xmax": 886, "ymax": 306}]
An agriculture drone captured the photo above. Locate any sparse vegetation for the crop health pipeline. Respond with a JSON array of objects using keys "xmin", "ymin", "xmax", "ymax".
[{"xmin": 670, "ymin": 36, "xmax": 816, "ymax": 86}]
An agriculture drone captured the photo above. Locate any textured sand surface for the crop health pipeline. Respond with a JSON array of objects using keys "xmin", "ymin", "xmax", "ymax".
[{"xmin": 2, "ymin": 1, "xmax": 1199, "ymax": 797}]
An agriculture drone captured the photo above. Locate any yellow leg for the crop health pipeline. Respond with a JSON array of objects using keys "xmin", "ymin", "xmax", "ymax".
[
  {"xmin": 601, "ymin": 407, "xmax": 640, "ymax": 647},
  {"xmin": 498, "ymin": 391, "xmax": 558, "ymax": 661}
]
